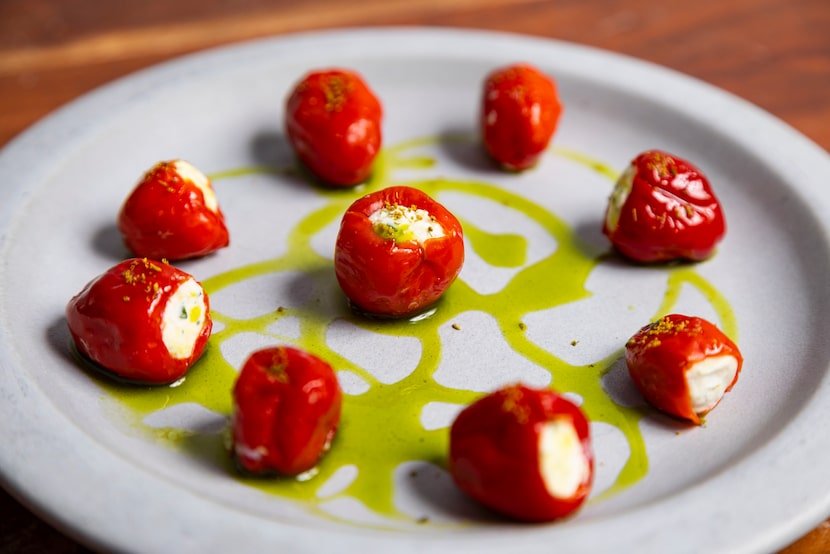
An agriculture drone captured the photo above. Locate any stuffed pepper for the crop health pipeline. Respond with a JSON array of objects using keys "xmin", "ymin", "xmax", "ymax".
[
  {"xmin": 66, "ymin": 257, "xmax": 212, "ymax": 384},
  {"xmin": 285, "ymin": 68, "xmax": 383, "ymax": 186},
  {"xmin": 231, "ymin": 346, "xmax": 343, "ymax": 477},
  {"xmin": 118, "ymin": 159, "xmax": 230, "ymax": 260},
  {"xmin": 603, "ymin": 150, "xmax": 726, "ymax": 263},
  {"xmin": 481, "ymin": 63, "xmax": 563, "ymax": 171},
  {"xmin": 334, "ymin": 185, "xmax": 464, "ymax": 318},
  {"xmin": 449, "ymin": 384, "xmax": 593, "ymax": 522},
  {"xmin": 625, "ymin": 314, "xmax": 743, "ymax": 424}
]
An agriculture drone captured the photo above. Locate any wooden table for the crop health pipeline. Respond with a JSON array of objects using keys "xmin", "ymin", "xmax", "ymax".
[{"xmin": 0, "ymin": 0, "xmax": 827, "ymax": 552}]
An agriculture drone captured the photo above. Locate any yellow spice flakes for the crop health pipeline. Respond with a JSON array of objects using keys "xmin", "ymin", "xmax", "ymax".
[
  {"xmin": 500, "ymin": 385, "xmax": 530, "ymax": 424},
  {"xmin": 628, "ymin": 315, "xmax": 701, "ymax": 350}
]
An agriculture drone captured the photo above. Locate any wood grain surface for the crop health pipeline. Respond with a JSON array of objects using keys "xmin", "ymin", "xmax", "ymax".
[{"xmin": 0, "ymin": 0, "xmax": 828, "ymax": 552}]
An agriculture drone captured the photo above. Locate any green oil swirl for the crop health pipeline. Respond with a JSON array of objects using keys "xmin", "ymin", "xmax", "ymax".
[{"xmin": 93, "ymin": 135, "xmax": 737, "ymax": 526}]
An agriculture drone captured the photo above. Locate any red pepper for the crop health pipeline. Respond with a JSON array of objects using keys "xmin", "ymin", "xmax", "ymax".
[
  {"xmin": 231, "ymin": 346, "xmax": 343, "ymax": 477},
  {"xmin": 117, "ymin": 159, "xmax": 230, "ymax": 261},
  {"xmin": 334, "ymin": 185, "xmax": 465, "ymax": 318},
  {"xmin": 602, "ymin": 150, "xmax": 726, "ymax": 263},
  {"xmin": 65, "ymin": 258, "xmax": 212, "ymax": 384},
  {"xmin": 625, "ymin": 314, "xmax": 743, "ymax": 424},
  {"xmin": 449, "ymin": 384, "xmax": 593, "ymax": 522},
  {"xmin": 285, "ymin": 68, "xmax": 383, "ymax": 187},
  {"xmin": 481, "ymin": 63, "xmax": 563, "ymax": 171}
]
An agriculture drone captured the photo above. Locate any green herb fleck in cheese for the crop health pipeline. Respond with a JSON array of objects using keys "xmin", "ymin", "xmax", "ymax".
[
  {"xmin": 161, "ymin": 278, "xmax": 207, "ymax": 359},
  {"xmin": 369, "ymin": 203, "xmax": 444, "ymax": 244}
]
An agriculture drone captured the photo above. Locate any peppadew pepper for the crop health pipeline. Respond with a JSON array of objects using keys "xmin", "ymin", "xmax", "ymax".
[
  {"xmin": 333, "ymin": 185, "xmax": 464, "ymax": 318},
  {"xmin": 231, "ymin": 346, "xmax": 343, "ymax": 477},
  {"xmin": 625, "ymin": 314, "xmax": 743, "ymax": 424},
  {"xmin": 481, "ymin": 63, "xmax": 563, "ymax": 171},
  {"xmin": 65, "ymin": 258, "xmax": 212, "ymax": 384},
  {"xmin": 285, "ymin": 68, "xmax": 383, "ymax": 187},
  {"xmin": 117, "ymin": 159, "xmax": 230, "ymax": 261},
  {"xmin": 603, "ymin": 150, "xmax": 726, "ymax": 263},
  {"xmin": 449, "ymin": 384, "xmax": 594, "ymax": 522}
]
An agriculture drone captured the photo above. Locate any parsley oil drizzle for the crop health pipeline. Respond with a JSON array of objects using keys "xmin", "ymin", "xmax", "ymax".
[{"xmin": 94, "ymin": 135, "xmax": 736, "ymax": 527}]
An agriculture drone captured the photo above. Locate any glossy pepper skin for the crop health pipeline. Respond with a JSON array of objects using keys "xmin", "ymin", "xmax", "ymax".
[
  {"xmin": 481, "ymin": 63, "xmax": 563, "ymax": 171},
  {"xmin": 231, "ymin": 346, "xmax": 343, "ymax": 476},
  {"xmin": 334, "ymin": 185, "xmax": 465, "ymax": 318},
  {"xmin": 626, "ymin": 314, "xmax": 743, "ymax": 424},
  {"xmin": 285, "ymin": 68, "xmax": 383, "ymax": 187},
  {"xmin": 117, "ymin": 159, "xmax": 230, "ymax": 261},
  {"xmin": 65, "ymin": 258, "xmax": 212, "ymax": 384},
  {"xmin": 449, "ymin": 384, "xmax": 594, "ymax": 522},
  {"xmin": 603, "ymin": 150, "xmax": 726, "ymax": 263}
]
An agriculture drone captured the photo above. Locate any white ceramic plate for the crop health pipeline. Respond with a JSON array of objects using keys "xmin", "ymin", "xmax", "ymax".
[{"xmin": 1, "ymin": 28, "xmax": 829, "ymax": 554}]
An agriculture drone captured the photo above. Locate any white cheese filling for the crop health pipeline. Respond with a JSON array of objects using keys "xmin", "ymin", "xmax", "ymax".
[
  {"xmin": 173, "ymin": 159, "xmax": 219, "ymax": 213},
  {"xmin": 538, "ymin": 417, "xmax": 590, "ymax": 499},
  {"xmin": 685, "ymin": 355, "xmax": 739, "ymax": 414},
  {"xmin": 369, "ymin": 204, "xmax": 445, "ymax": 244},
  {"xmin": 161, "ymin": 278, "xmax": 207, "ymax": 359},
  {"xmin": 605, "ymin": 163, "xmax": 635, "ymax": 231}
]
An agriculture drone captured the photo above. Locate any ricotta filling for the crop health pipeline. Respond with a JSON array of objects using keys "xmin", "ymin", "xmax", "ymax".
[
  {"xmin": 538, "ymin": 417, "xmax": 590, "ymax": 499},
  {"xmin": 686, "ymin": 355, "xmax": 739, "ymax": 414},
  {"xmin": 161, "ymin": 278, "xmax": 207, "ymax": 359},
  {"xmin": 605, "ymin": 163, "xmax": 635, "ymax": 231},
  {"xmin": 369, "ymin": 204, "xmax": 445, "ymax": 244},
  {"xmin": 174, "ymin": 159, "xmax": 219, "ymax": 213}
]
